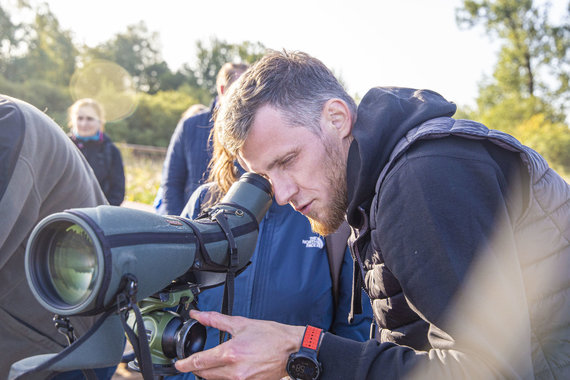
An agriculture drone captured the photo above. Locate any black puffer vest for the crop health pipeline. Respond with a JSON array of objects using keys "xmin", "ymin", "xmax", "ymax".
[{"xmin": 349, "ymin": 117, "xmax": 570, "ymax": 378}]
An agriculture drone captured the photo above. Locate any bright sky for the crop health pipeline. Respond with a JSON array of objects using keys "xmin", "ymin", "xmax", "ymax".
[{"xmin": 43, "ymin": 0, "xmax": 502, "ymax": 109}]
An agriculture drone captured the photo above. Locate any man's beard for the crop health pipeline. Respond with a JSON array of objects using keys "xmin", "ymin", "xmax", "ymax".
[{"xmin": 308, "ymin": 139, "xmax": 348, "ymax": 236}]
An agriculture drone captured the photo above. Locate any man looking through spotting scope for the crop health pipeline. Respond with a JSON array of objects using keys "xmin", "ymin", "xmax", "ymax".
[{"xmin": 173, "ymin": 50, "xmax": 570, "ymax": 379}]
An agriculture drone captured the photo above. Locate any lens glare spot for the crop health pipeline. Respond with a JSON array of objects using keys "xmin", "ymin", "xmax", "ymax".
[{"xmin": 49, "ymin": 224, "xmax": 98, "ymax": 306}]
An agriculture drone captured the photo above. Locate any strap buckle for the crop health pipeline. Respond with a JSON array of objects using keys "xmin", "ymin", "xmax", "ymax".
[{"xmin": 53, "ymin": 314, "xmax": 77, "ymax": 345}]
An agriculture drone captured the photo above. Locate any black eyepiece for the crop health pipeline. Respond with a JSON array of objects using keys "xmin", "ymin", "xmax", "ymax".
[{"xmin": 239, "ymin": 172, "xmax": 273, "ymax": 197}]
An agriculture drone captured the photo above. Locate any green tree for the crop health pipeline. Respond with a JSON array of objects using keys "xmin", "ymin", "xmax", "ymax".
[
  {"xmin": 472, "ymin": 90, "xmax": 556, "ymax": 134},
  {"xmin": 0, "ymin": 75, "xmax": 71, "ymax": 125},
  {"xmin": 192, "ymin": 37, "xmax": 266, "ymax": 97},
  {"xmin": 549, "ymin": 2, "xmax": 570, "ymax": 103},
  {"xmin": 0, "ymin": 2, "xmax": 22, "ymax": 74},
  {"xmin": 457, "ymin": 0, "xmax": 569, "ymax": 119},
  {"xmin": 2, "ymin": 1, "xmax": 77, "ymax": 86},
  {"xmin": 514, "ymin": 113, "xmax": 570, "ymax": 174},
  {"xmin": 81, "ymin": 21, "xmax": 170, "ymax": 93},
  {"xmin": 109, "ymin": 90, "xmax": 200, "ymax": 147}
]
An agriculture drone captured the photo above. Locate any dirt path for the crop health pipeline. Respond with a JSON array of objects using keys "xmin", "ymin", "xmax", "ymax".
[{"xmin": 111, "ymin": 363, "xmax": 143, "ymax": 380}]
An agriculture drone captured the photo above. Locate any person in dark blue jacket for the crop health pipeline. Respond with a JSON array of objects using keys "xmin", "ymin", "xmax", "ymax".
[{"xmin": 156, "ymin": 63, "xmax": 249, "ymax": 215}]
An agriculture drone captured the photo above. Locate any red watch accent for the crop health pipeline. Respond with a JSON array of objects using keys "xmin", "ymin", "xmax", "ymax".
[
  {"xmin": 301, "ymin": 326, "xmax": 323, "ymax": 351},
  {"xmin": 287, "ymin": 325, "xmax": 323, "ymax": 379}
]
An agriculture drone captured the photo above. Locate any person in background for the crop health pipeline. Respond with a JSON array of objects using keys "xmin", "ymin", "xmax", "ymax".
[
  {"xmin": 68, "ymin": 98, "xmax": 125, "ymax": 206},
  {"xmin": 0, "ymin": 95, "xmax": 114, "ymax": 379},
  {"xmin": 156, "ymin": 63, "xmax": 248, "ymax": 215},
  {"xmin": 174, "ymin": 50, "xmax": 569, "ymax": 379},
  {"xmin": 168, "ymin": 92, "xmax": 373, "ymax": 380},
  {"xmin": 180, "ymin": 103, "xmax": 208, "ymax": 121},
  {"xmin": 153, "ymin": 103, "xmax": 208, "ymax": 213}
]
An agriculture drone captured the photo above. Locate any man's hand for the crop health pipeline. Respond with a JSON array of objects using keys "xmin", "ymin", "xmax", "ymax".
[{"xmin": 175, "ymin": 310, "xmax": 305, "ymax": 379}]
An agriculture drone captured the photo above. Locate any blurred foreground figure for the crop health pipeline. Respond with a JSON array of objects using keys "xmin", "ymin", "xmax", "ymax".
[
  {"xmin": 173, "ymin": 51, "xmax": 569, "ymax": 379},
  {"xmin": 0, "ymin": 95, "xmax": 113, "ymax": 379}
]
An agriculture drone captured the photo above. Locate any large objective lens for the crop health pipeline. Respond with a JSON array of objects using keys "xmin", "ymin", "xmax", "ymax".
[{"xmin": 48, "ymin": 224, "xmax": 98, "ymax": 306}]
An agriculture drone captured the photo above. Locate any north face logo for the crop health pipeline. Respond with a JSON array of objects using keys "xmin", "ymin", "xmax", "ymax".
[{"xmin": 302, "ymin": 236, "xmax": 324, "ymax": 249}]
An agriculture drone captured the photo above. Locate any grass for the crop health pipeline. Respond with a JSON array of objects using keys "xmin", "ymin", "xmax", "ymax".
[{"xmin": 118, "ymin": 144, "xmax": 165, "ymax": 205}]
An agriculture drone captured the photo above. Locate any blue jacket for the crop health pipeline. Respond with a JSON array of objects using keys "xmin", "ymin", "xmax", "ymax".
[
  {"xmin": 157, "ymin": 102, "xmax": 216, "ymax": 215},
  {"xmin": 167, "ymin": 186, "xmax": 373, "ymax": 379}
]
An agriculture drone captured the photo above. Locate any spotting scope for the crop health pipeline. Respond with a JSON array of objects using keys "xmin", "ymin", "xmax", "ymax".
[{"xmin": 9, "ymin": 172, "xmax": 273, "ymax": 379}]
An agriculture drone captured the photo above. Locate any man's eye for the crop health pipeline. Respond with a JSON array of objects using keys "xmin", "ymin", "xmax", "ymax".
[{"xmin": 280, "ymin": 155, "xmax": 295, "ymax": 167}]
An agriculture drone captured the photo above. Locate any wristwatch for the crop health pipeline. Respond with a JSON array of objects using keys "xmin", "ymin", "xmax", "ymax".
[{"xmin": 286, "ymin": 325, "xmax": 323, "ymax": 380}]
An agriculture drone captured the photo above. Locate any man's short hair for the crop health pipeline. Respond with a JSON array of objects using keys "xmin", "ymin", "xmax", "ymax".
[{"xmin": 216, "ymin": 50, "xmax": 357, "ymax": 156}]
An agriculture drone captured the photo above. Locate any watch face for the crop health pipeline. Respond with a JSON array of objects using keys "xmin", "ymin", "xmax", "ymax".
[{"xmin": 288, "ymin": 357, "xmax": 319, "ymax": 380}]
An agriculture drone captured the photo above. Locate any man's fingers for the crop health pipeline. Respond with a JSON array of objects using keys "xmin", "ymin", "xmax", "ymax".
[
  {"xmin": 190, "ymin": 310, "xmax": 242, "ymax": 335},
  {"xmin": 175, "ymin": 340, "xmax": 234, "ymax": 373}
]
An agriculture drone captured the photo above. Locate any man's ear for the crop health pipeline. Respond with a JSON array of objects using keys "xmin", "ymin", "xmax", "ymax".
[
  {"xmin": 323, "ymin": 99, "xmax": 352, "ymax": 138},
  {"xmin": 236, "ymin": 152, "xmax": 251, "ymax": 172}
]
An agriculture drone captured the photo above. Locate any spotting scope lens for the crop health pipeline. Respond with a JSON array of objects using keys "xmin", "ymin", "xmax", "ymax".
[
  {"xmin": 48, "ymin": 224, "xmax": 98, "ymax": 306},
  {"xmin": 26, "ymin": 215, "xmax": 104, "ymax": 315}
]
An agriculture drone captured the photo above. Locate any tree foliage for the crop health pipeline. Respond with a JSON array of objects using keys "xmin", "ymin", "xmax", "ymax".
[
  {"xmin": 515, "ymin": 114, "xmax": 570, "ymax": 173},
  {"xmin": 457, "ymin": 0, "xmax": 570, "ymax": 116},
  {"xmin": 108, "ymin": 91, "xmax": 199, "ymax": 147},
  {"xmin": 1, "ymin": 0, "xmax": 568, "ymax": 175},
  {"xmin": 1, "ymin": 1, "xmax": 77, "ymax": 85},
  {"xmin": 0, "ymin": 3, "xmax": 21, "ymax": 73},
  {"xmin": 81, "ymin": 22, "xmax": 166, "ymax": 93},
  {"xmin": 0, "ymin": 74, "xmax": 72, "ymax": 125},
  {"xmin": 456, "ymin": 0, "xmax": 570, "ymax": 174},
  {"xmin": 0, "ymin": 1, "xmax": 265, "ymax": 147},
  {"xmin": 192, "ymin": 37, "xmax": 266, "ymax": 97}
]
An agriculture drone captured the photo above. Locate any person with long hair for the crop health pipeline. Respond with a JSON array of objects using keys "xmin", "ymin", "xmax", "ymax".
[{"xmin": 157, "ymin": 63, "xmax": 249, "ymax": 215}]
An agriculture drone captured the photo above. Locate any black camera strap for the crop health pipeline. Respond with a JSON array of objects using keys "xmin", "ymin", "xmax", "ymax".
[
  {"xmin": 180, "ymin": 208, "xmax": 241, "ymax": 344},
  {"xmin": 12, "ymin": 276, "xmax": 161, "ymax": 380},
  {"xmin": 9, "ymin": 309, "xmax": 115, "ymax": 380},
  {"xmin": 50, "ymin": 315, "xmax": 98, "ymax": 380},
  {"xmin": 210, "ymin": 209, "xmax": 238, "ymax": 344},
  {"xmin": 116, "ymin": 275, "xmax": 155, "ymax": 380}
]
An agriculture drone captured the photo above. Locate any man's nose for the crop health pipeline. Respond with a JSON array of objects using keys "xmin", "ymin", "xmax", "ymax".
[{"xmin": 272, "ymin": 176, "xmax": 297, "ymax": 206}]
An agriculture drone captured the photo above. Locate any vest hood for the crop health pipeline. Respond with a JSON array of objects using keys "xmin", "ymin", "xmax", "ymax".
[{"xmin": 346, "ymin": 87, "xmax": 456, "ymax": 226}]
